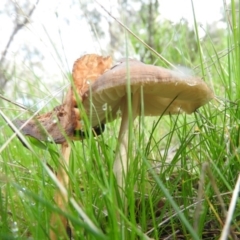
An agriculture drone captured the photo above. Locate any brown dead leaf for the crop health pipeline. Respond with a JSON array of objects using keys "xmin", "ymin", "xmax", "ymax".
[{"xmin": 14, "ymin": 54, "xmax": 112, "ymax": 143}]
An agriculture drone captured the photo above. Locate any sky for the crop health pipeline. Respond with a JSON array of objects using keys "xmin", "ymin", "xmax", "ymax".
[
  {"xmin": 160, "ymin": 0, "xmax": 224, "ymax": 25},
  {"xmin": 0, "ymin": 0, "xmax": 228, "ymax": 100},
  {"xmin": 0, "ymin": 0, "xmax": 226, "ymax": 64}
]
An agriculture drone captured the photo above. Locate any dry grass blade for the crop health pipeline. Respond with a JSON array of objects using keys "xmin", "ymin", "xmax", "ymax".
[
  {"xmin": 193, "ymin": 161, "xmax": 206, "ymax": 232},
  {"xmin": 204, "ymin": 163, "xmax": 238, "ymax": 240},
  {"xmin": 0, "ymin": 94, "xmax": 31, "ymax": 112},
  {"xmin": 220, "ymin": 174, "xmax": 240, "ymax": 240},
  {"xmin": 0, "ymin": 109, "xmax": 34, "ymax": 153}
]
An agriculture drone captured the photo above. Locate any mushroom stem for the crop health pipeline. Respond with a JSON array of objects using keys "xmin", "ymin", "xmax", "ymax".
[
  {"xmin": 113, "ymin": 89, "xmax": 140, "ymax": 196},
  {"xmin": 50, "ymin": 142, "xmax": 72, "ymax": 239}
]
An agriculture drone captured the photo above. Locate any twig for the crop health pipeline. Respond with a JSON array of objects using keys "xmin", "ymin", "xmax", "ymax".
[{"xmin": 163, "ymin": 230, "xmax": 180, "ymax": 240}]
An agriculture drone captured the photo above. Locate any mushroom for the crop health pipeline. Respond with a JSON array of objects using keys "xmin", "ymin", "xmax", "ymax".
[
  {"xmin": 14, "ymin": 54, "xmax": 112, "ymax": 143},
  {"xmin": 81, "ymin": 58, "xmax": 214, "ymax": 191},
  {"xmin": 14, "ymin": 54, "xmax": 112, "ymax": 239}
]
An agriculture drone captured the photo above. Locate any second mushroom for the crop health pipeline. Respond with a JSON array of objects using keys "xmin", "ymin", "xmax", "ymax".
[{"xmin": 81, "ymin": 58, "xmax": 214, "ymax": 192}]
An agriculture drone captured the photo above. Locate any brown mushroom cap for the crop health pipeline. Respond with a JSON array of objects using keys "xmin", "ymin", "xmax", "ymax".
[
  {"xmin": 82, "ymin": 59, "xmax": 214, "ymax": 127},
  {"xmin": 14, "ymin": 54, "xmax": 112, "ymax": 144}
]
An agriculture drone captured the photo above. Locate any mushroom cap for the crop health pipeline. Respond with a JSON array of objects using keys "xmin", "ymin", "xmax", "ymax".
[
  {"xmin": 14, "ymin": 54, "xmax": 112, "ymax": 144},
  {"xmin": 72, "ymin": 54, "xmax": 112, "ymax": 104},
  {"xmin": 82, "ymin": 59, "xmax": 214, "ymax": 127}
]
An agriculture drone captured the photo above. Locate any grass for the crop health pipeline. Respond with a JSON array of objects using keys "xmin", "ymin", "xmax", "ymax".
[{"xmin": 0, "ymin": 1, "xmax": 240, "ymax": 240}]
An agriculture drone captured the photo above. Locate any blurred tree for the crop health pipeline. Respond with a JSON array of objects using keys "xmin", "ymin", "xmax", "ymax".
[
  {"xmin": 0, "ymin": 0, "xmax": 40, "ymax": 89},
  {"xmin": 80, "ymin": 1, "xmax": 201, "ymax": 66}
]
